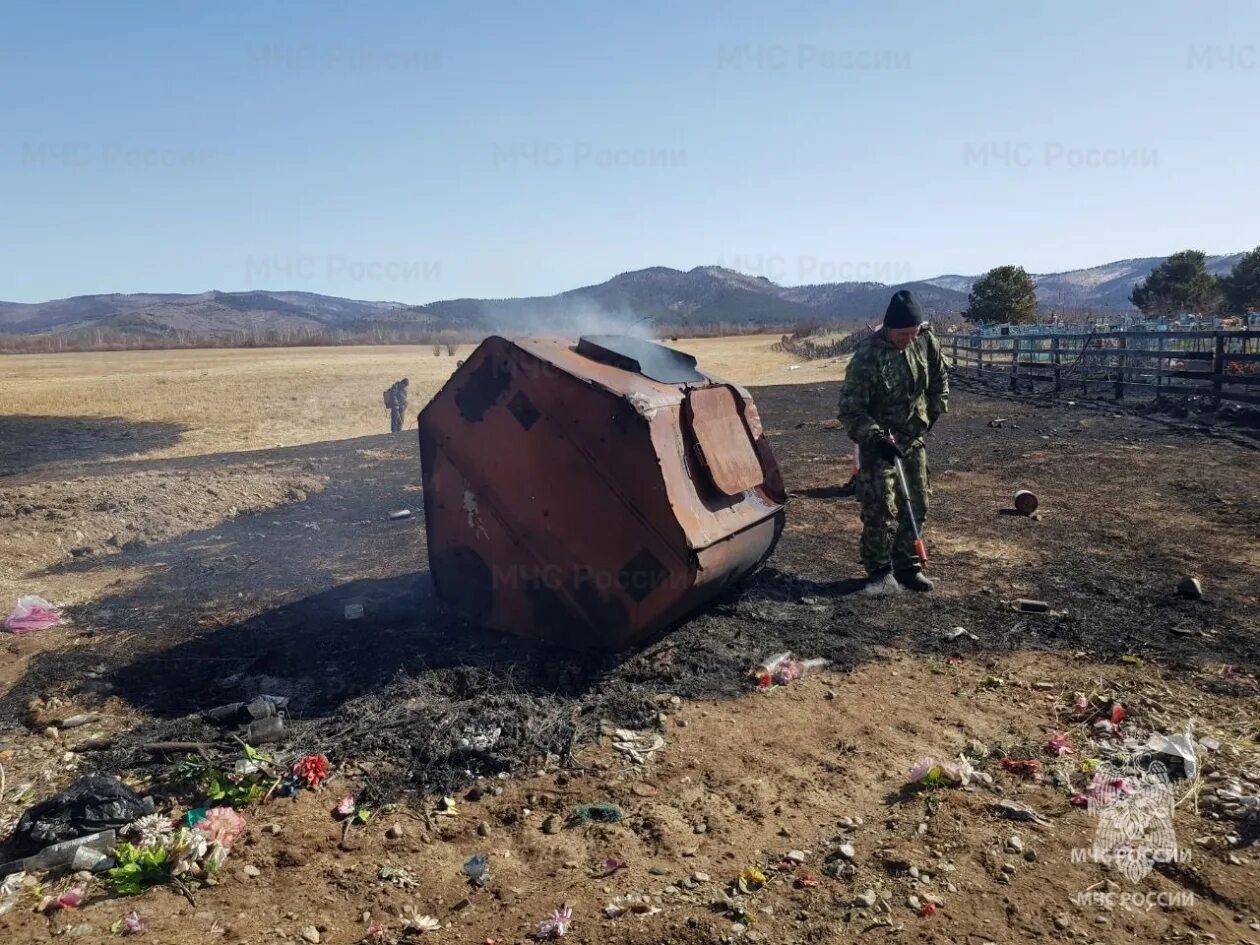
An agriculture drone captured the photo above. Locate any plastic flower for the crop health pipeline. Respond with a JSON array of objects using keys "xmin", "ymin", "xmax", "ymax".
[
  {"xmin": 736, "ymin": 866, "xmax": 766, "ymax": 893},
  {"xmin": 168, "ymin": 828, "xmax": 208, "ymax": 877},
  {"xmin": 1046, "ymin": 732, "xmax": 1075, "ymax": 757},
  {"xmin": 908, "ymin": 758, "xmax": 937, "ymax": 783},
  {"xmin": 537, "ymin": 905, "xmax": 572, "ymax": 939},
  {"xmin": 38, "ymin": 887, "xmax": 85, "ymax": 913},
  {"xmin": 335, "ymin": 795, "xmax": 357, "ymax": 818},
  {"xmin": 291, "ymin": 754, "xmax": 331, "ymax": 788},
  {"xmin": 121, "ymin": 910, "xmax": 145, "ymax": 935},
  {"xmin": 204, "ymin": 843, "xmax": 230, "ymax": 872},
  {"xmin": 196, "ymin": 807, "xmax": 246, "ymax": 849},
  {"xmin": 400, "ymin": 906, "xmax": 440, "ymax": 932},
  {"xmin": 127, "ymin": 813, "xmax": 175, "ymax": 849},
  {"xmin": 940, "ymin": 755, "xmax": 974, "ymax": 786}
]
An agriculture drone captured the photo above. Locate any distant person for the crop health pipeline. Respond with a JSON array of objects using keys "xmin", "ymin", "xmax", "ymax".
[
  {"xmin": 837, "ymin": 290, "xmax": 949, "ymax": 595},
  {"xmin": 384, "ymin": 378, "xmax": 409, "ymax": 433}
]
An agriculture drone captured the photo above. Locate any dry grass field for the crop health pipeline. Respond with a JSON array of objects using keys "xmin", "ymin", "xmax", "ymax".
[{"xmin": 0, "ymin": 335, "xmax": 846, "ymax": 460}]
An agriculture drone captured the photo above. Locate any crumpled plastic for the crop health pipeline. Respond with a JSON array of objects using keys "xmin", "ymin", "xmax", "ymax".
[
  {"xmin": 1146, "ymin": 732, "xmax": 1199, "ymax": 781},
  {"xmin": 463, "ymin": 853, "xmax": 490, "ymax": 887},
  {"xmin": 11, "ymin": 775, "xmax": 153, "ymax": 853},
  {"xmin": 4, "ymin": 596, "xmax": 63, "ymax": 634}
]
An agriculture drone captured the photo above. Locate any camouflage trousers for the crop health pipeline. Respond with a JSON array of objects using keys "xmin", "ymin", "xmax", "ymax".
[{"xmin": 855, "ymin": 442, "xmax": 930, "ymax": 575}]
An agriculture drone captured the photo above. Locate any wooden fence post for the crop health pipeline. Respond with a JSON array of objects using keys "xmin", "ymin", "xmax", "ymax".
[
  {"xmin": 1010, "ymin": 336, "xmax": 1020, "ymax": 391},
  {"xmin": 977, "ymin": 338, "xmax": 984, "ymax": 374},
  {"xmin": 952, "ymin": 336, "xmax": 958, "ymax": 369},
  {"xmin": 1052, "ymin": 336, "xmax": 1062, "ymax": 392},
  {"xmin": 1114, "ymin": 335, "xmax": 1126, "ymax": 401},
  {"xmin": 1212, "ymin": 332, "xmax": 1225, "ymax": 409}
]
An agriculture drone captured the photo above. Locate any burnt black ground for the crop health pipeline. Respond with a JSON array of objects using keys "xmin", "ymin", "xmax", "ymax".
[{"xmin": 1, "ymin": 381, "xmax": 1256, "ymax": 797}]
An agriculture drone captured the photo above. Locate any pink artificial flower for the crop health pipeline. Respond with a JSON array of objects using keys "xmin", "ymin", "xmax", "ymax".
[
  {"xmin": 908, "ymin": 758, "xmax": 937, "ymax": 783},
  {"xmin": 335, "ymin": 795, "xmax": 357, "ymax": 818},
  {"xmin": 122, "ymin": 911, "xmax": 145, "ymax": 935},
  {"xmin": 39, "ymin": 887, "xmax": 86, "ymax": 913},
  {"xmin": 537, "ymin": 906, "xmax": 572, "ymax": 939},
  {"xmin": 1046, "ymin": 732, "xmax": 1075, "ymax": 757},
  {"xmin": 196, "ymin": 806, "xmax": 247, "ymax": 849},
  {"xmin": 1071, "ymin": 693, "xmax": 1090, "ymax": 716}
]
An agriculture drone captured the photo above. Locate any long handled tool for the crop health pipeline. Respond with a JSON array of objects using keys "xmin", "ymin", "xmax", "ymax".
[{"xmin": 890, "ymin": 440, "xmax": 928, "ymax": 570}]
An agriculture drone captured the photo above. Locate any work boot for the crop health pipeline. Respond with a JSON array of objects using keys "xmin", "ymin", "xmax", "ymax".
[
  {"xmin": 895, "ymin": 569, "xmax": 934, "ymax": 592},
  {"xmin": 863, "ymin": 568, "xmax": 903, "ymax": 597}
]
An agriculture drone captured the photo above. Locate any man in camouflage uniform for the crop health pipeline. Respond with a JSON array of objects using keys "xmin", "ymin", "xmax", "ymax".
[
  {"xmin": 837, "ymin": 290, "xmax": 949, "ymax": 594},
  {"xmin": 386, "ymin": 378, "xmax": 409, "ymax": 433}
]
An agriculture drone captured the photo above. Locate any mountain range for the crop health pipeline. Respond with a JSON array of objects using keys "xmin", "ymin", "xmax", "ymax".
[{"xmin": 0, "ymin": 253, "xmax": 1245, "ymax": 339}]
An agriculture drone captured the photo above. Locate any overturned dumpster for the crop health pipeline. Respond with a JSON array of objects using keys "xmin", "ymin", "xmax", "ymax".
[{"xmin": 418, "ymin": 335, "xmax": 787, "ymax": 650}]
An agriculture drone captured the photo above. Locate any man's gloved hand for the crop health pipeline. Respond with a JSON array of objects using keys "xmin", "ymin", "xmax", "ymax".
[{"xmin": 872, "ymin": 437, "xmax": 905, "ymax": 464}]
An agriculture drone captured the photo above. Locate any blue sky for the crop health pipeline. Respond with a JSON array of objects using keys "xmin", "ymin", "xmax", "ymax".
[{"xmin": 2, "ymin": 1, "xmax": 1257, "ymax": 303}]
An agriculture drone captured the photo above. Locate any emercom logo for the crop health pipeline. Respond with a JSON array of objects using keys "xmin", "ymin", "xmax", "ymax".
[{"xmin": 1077, "ymin": 758, "xmax": 1186, "ymax": 882}]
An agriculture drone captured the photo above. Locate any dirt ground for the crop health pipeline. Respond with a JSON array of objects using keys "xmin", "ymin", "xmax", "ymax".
[{"xmin": 1, "ymin": 355, "xmax": 1258, "ymax": 944}]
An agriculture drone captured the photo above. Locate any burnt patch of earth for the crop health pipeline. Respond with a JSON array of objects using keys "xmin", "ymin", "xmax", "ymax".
[{"xmin": 0, "ymin": 383, "xmax": 1257, "ymax": 800}]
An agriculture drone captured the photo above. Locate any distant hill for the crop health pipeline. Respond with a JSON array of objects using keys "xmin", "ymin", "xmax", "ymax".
[
  {"xmin": 1, "ymin": 252, "xmax": 1248, "ymax": 341},
  {"xmin": 0, "ymin": 290, "xmax": 406, "ymax": 337},
  {"xmin": 923, "ymin": 253, "xmax": 1245, "ymax": 310}
]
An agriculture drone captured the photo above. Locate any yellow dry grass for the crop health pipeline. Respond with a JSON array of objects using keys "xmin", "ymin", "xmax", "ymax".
[{"xmin": 0, "ymin": 335, "xmax": 848, "ymax": 460}]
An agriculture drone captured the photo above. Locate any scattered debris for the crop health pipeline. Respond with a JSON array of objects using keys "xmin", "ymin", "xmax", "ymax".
[
  {"xmin": 572, "ymin": 803, "xmax": 623, "ymax": 824},
  {"xmin": 1013, "ymin": 489, "xmax": 1039, "ymax": 515},
  {"xmin": 1013, "ymin": 599, "xmax": 1050, "ymax": 613},
  {"xmin": 1145, "ymin": 733, "xmax": 1199, "ymax": 780},
  {"xmin": 536, "ymin": 905, "xmax": 573, "ymax": 939},
  {"xmin": 11, "ymin": 776, "xmax": 152, "ymax": 852},
  {"xmin": 598, "ymin": 857, "xmax": 627, "ymax": 877},
  {"xmin": 111, "ymin": 909, "xmax": 146, "ymax": 935},
  {"xmin": 610, "ymin": 730, "xmax": 665, "ymax": 765},
  {"xmin": 735, "ymin": 866, "xmax": 767, "ymax": 893},
  {"xmin": 991, "ymin": 800, "xmax": 1050, "ymax": 826},
  {"xmin": 387, "ymin": 509, "xmax": 412, "ymax": 520},
  {"xmin": 0, "ymin": 829, "xmax": 118, "ymax": 877},
  {"xmin": 907, "ymin": 756, "xmax": 975, "ymax": 789},
  {"xmin": 4, "ymin": 595, "xmax": 63, "ymax": 634},
  {"xmin": 38, "ymin": 886, "xmax": 85, "ymax": 913},
  {"xmin": 463, "ymin": 853, "xmax": 490, "ymax": 888},
  {"xmin": 1046, "ymin": 733, "xmax": 1075, "ymax": 757},
  {"xmin": 1177, "ymin": 576, "xmax": 1203, "ymax": 600},
  {"xmin": 945, "ymin": 626, "xmax": 978, "ymax": 642},
  {"xmin": 752, "ymin": 652, "xmax": 829, "ymax": 689},
  {"xmin": 400, "ymin": 907, "xmax": 440, "ymax": 933},
  {"xmin": 378, "ymin": 865, "xmax": 418, "ymax": 889},
  {"xmin": 604, "ymin": 894, "xmax": 660, "ymax": 919},
  {"xmin": 999, "ymin": 758, "xmax": 1045, "ymax": 782},
  {"xmin": 204, "ymin": 695, "xmax": 288, "ymax": 727}
]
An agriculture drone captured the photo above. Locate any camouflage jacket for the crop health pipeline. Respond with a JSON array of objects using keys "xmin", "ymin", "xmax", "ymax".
[{"xmin": 837, "ymin": 327, "xmax": 949, "ymax": 447}]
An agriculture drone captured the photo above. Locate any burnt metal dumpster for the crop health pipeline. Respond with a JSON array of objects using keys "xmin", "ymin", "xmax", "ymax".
[{"xmin": 418, "ymin": 334, "xmax": 786, "ymax": 650}]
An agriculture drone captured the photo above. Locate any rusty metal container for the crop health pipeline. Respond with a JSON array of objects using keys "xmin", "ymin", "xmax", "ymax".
[{"xmin": 418, "ymin": 334, "xmax": 787, "ymax": 650}]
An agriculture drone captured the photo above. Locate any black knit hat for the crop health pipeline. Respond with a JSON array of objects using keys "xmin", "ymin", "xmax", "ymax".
[{"xmin": 884, "ymin": 290, "xmax": 925, "ymax": 328}]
